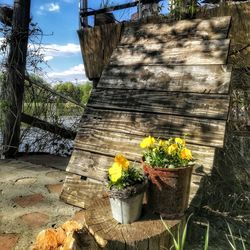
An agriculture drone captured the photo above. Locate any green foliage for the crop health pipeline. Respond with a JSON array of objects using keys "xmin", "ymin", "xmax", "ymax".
[
  {"xmin": 161, "ymin": 214, "xmax": 210, "ymax": 250},
  {"xmin": 226, "ymin": 223, "xmax": 246, "ymax": 250},
  {"xmin": 169, "ymin": 0, "xmax": 197, "ymax": 20},
  {"xmin": 108, "ymin": 155, "xmax": 145, "ymax": 190},
  {"xmin": 53, "ymin": 81, "xmax": 92, "ymax": 105},
  {"xmin": 161, "ymin": 214, "xmax": 193, "ymax": 250}
]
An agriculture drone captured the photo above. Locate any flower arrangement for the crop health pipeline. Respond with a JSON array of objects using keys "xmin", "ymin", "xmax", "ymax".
[
  {"xmin": 140, "ymin": 136, "xmax": 194, "ymax": 168},
  {"xmin": 108, "ymin": 154, "xmax": 145, "ymax": 190}
]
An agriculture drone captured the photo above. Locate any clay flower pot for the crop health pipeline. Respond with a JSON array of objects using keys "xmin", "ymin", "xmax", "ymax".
[{"xmin": 143, "ymin": 161, "xmax": 193, "ymax": 219}]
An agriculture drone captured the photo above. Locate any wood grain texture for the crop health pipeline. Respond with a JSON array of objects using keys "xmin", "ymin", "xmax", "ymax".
[
  {"xmin": 60, "ymin": 174, "xmax": 107, "ymax": 209},
  {"xmin": 98, "ymin": 65, "xmax": 232, "ymax": 93},
  {"xmin": 77, "ymin": 108, "xmax": 227, "ymax": 148},
  {"xmin": 110, "ymin": 39, "xmax": 230, "ymax": 66},
  {"xmin": 66, "ymin": 149, "xmax": 112, "ymax": 181},
  {"xmin": 88, "ymin": 89, "xmax": 230, "ymax": 119},
  {"xmin": 121, "ymin": 16, "xmax": 231, "ymax": 45},
  {"xmin": 83, "ymin": 197, "xmax": 181, "ymax": 249}
]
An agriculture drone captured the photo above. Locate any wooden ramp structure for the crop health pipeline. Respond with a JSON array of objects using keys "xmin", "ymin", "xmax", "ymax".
[{"xmin": 61, "ymin": 16, "xmax": 232, "ymax": 249}]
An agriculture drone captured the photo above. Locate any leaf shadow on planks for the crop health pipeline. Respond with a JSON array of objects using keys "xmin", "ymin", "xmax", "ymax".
[{"xmin": 111, "ymin": 17, "xmax": 231, "ymax": 66}]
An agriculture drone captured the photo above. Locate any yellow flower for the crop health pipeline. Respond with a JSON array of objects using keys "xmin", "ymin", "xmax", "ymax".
[
  {"xmin": 158, "ymin": 140, "xmax": 166, "ymax": 147},
  {"xmin": 140, "ymin": 136, "xmax": 155, "ymax": 149},
  {"xmin": 180, "ymin": 148, "xmax": 192, "ymax": 160},
  {"xmin": 114, "ymin": 154, "xmax": 129, "ymax": 170},
  {"xmin": 175, "ymin": 137, "xmax": 185, "ymax": 146},
  {"xmin": 108, "ymin": 162, "xmax": 122, "ymax": 183},
  {"xmin": 167, "ymin": 144, "xmax": 178, "ymax": 155}
]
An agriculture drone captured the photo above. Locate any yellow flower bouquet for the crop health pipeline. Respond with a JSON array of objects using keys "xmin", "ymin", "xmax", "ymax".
[
  {"xmin": 108, "ymin": 154, "xmax": 146, "ymax": 193},
  {"xmin": 140, "ymin": 136, "xmax": 194, "ymax": 168},
  {"xmin": 107, "ymin": 154, "xmax": 147, "ymax": 224},
  {"xmin": 140, "ymin": 136, "xmax": 194, "ymax": 218}
]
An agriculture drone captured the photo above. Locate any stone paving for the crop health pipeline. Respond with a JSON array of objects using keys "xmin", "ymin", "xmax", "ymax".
[{"xmin": 0, "ymin": 156, "xmax": 82, "ymax": 250}]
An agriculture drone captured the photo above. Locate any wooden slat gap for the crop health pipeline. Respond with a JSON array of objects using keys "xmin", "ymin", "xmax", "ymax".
[
  {"xmin": 86, "ymin": 104, "xmax": 229, "ymax": 122},
  {"xmin": 95, "ymin": 86, "xmax": 230, "ymax": 96},
  {"xmin": 108, "ymin": 62, "xmax": 230, "ymax": 67},
  {"xmin": 117, "ymin": 39, "xmax": 229, "ymax": 48}
]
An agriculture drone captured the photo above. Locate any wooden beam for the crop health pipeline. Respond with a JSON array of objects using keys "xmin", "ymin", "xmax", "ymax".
[
  {"xmin": 3, "ymin": 0, "xmax": 30, "ymax": 157},
  {"xmin": 80, "ymin": 0, "xmax": 161, "ymax": 17},
  {"xmin": 0, "ymin": 5, "xmax": 13, "ymax": 26},
  {"xmin": 21, "ymin": 113, "xmax": 76, "ymax": 140},
  {"xmin": 25, "ymin": 75, "xmax": 85, "ymax": 108}
]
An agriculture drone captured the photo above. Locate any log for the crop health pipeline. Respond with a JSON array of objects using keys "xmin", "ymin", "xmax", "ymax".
[
  {"xmin": 82, "ymin": 197, "xmax": 182, "ymax": 250},
  {"xmin": 98, "ymin": 65, "xmax": 232, "ymax": 93},
  {"xmin": 21, "ymin": 113, "xmax": 76, "ymax": 140},
  {"xmin": 121, "ymin": 16, "xmax": 231, "ymax": 44},
  {"xmin": 110, "ymin": 39, "xmax": 230, "ymax": 66}
]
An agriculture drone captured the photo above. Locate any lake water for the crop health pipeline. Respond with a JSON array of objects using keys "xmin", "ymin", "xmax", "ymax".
[{"xmin": 0, "ymin": 116, "xmax": 80, "ymax": 157}]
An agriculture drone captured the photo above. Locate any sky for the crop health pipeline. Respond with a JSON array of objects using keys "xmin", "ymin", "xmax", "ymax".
[{"xmin": 0, "ymin": 0, "xmax": 167, "ymax": 85}]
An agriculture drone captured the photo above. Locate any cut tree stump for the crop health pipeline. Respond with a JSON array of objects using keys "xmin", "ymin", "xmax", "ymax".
[{"xmin": 82, "ymin": 197, "xmax": 182, "ymax": 250}]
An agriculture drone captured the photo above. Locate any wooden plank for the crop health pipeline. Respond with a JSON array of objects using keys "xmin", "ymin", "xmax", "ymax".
[
  {"xmin": 110, "ymin": 39, "xmax": 230, "ymax": 66},
  {"xmin": 66, "ymin": 147, "xmax": 214, "ymax": 183},
  {"xmin": 60, "ymin": 174, "xmax": 107, "ymax": 209},
  {"xmin": 78, "ymin": 23, "xmax": 121, "ymax": 79},
  {"xmin": 72, "ymin": 140, "xmax": 215, "ymax": 178},
  {"xmin": 121, "ymin": 16, "xmax": 231, "ymax": 45},
  {"xmin": 88, "ymin": 89, "xmax": 230, "ymax": 119},
  {"xmin": 98, "ymin": 65, "xmax": 232, "ymax": 94},
  {"xmin": 77, "ymin": 108, "xmax": 227, "ymax": 147},
  {"xmin": 21, "ymin": 113, "xmax": 76, "ymax": 140},
  {"xmin": 66, "ymin": 149, "xmax": 112, "ymax": 181}
]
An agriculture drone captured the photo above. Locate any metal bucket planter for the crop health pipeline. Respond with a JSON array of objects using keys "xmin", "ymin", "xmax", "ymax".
[
  {"xmin": 109, "ymin": 181, "xmax": 147, "ymax": 224},
  {"xmin": 143, "ymin": 162, "xmax": 193, "ymax": 219}
]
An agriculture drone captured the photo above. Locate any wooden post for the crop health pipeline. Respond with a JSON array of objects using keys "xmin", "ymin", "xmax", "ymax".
[
  {"xmin": 3, "ymin": 0, "xmax": 30, "ymax": 157},
  {"xmin": 80, "ymin": 0, "xmax": 88, "ymax": 27}
]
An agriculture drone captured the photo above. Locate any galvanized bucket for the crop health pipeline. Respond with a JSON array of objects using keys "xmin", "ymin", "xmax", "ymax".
[{"xmin": 109, "ymin": 192, "xmax": 144, "ymax": 224}]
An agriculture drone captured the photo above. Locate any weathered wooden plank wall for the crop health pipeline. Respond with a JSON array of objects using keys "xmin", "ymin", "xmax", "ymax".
[{"xmin": 61, "ymin": 16, "xmax": 232, "ymax": 210}]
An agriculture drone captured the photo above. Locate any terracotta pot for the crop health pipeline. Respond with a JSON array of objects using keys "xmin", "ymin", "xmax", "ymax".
[{"xmin": 143, "ymin": 162, "xmax": 193, "ymax": 219}]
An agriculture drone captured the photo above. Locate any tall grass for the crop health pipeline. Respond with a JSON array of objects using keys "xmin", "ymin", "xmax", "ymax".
[{"xmin": 161, "ymin": 215, "xmax": 247, "ymax": 250}]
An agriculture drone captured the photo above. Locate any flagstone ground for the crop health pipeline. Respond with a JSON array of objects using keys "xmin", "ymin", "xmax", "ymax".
[{"xmin": 0, "ymin": 155, "xmax": 81, "ymax": 250}]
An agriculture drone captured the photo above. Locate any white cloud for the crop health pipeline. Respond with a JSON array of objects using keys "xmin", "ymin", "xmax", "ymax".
[
  {"xmin": 28, "ymin": 43, "xmax": 81, "ymax": 60},
  {"xmin": 44, "ymin": 55, "xmax": 54, "ymax": 61},
  {"xmin": 37, "ymin": 2, "xmax": 60, "ymax": 15},
  {"xmin": 47, "ymin": 64, "xmax": 87, "ymax": 83},
  {"xmin": 42, "ymin": 43, "xmax": 81, "ymax": 57},
  {"xmin": 47, "ymin": 3, "xmax": 60, "ymax": 12}
]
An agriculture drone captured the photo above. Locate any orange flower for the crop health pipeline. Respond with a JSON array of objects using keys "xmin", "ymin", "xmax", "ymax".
[
  {"xmin": 114, "ymin": 154, "xmax": 129, "ymax": 170},
  {"xmin": 180, "ymin": 148, "xmax": 192, "ymax": 160}
]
